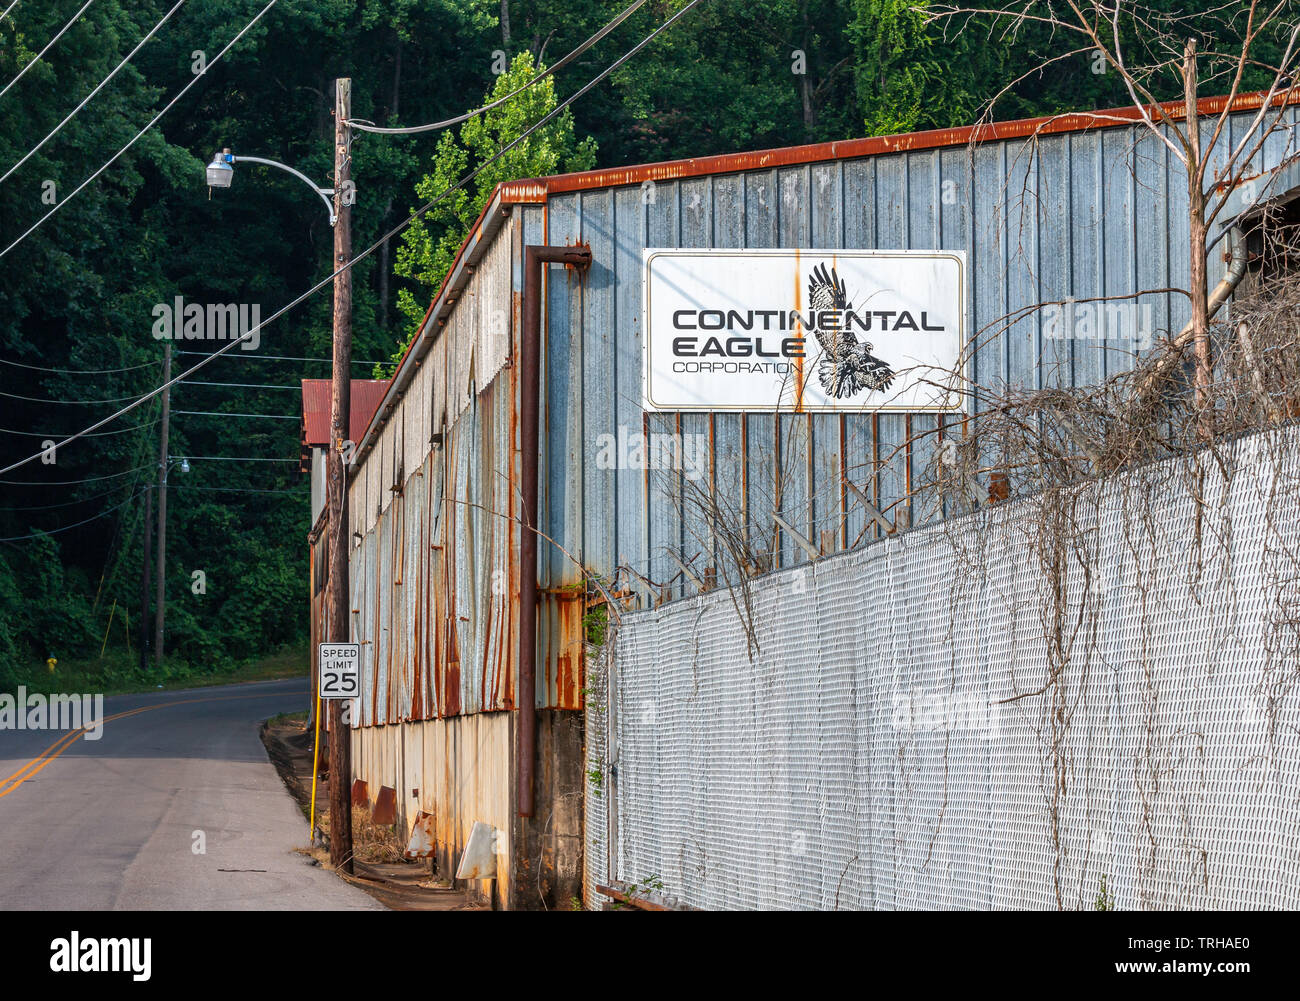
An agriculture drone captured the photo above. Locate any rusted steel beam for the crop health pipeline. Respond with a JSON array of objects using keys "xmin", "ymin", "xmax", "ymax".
[
  {"xmin": 519, "ymin": 244, "xmax": 591, "ymax": 818},
  {"xmin": 596, "ymin": 881, "xmax": 695, "ymax": 911}
]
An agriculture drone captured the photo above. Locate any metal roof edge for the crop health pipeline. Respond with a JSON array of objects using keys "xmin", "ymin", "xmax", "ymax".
[
  {"xmin": 497, "ymin": 87, "xmax": 1300, "ymax": 198},
  {"xmin": 350, "ymin": 189, "xmax": 512, "ymax": 472}
]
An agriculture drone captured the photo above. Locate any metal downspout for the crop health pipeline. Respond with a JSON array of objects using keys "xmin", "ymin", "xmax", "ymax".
[{"xmin": 519, "ymin": 244, "xmax": 592, "ymax": 818}]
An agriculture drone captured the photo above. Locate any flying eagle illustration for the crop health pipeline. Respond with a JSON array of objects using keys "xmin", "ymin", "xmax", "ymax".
[{"xmin": 807, "ymin": 263, "xmax": 894, "ymax": 398}]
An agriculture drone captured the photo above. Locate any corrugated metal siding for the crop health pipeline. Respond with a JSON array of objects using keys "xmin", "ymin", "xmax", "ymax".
[
  {"xmin": 350, "ymin": 228, "xmax": 521, "ymax": 721},
  {"xmin": 526, "ymin": 108, "xmax": 1300, "ymax": 606},
  {"xmin": 351, "ymin": 713, "xmax": 513, "ymax": 905}
]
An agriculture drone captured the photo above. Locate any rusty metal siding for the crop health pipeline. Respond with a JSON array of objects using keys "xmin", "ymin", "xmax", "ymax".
[
  {"xmin": 349, "ymin": 105, "xmax": 1300, "ymax": 725},
  {"xmin": 351, "ymin": 224, "xmax": 519, "ymax": 723}
]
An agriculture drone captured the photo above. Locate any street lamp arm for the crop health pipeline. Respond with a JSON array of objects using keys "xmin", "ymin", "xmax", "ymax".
[{"xmin": 229, "ymin": 154, "xmax": 337, "ymax": 225}]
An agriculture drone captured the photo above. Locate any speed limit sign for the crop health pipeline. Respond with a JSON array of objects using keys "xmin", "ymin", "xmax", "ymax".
[{"xmin": 318, "ymin": 642, "xmax": 360, "ymax": 699}]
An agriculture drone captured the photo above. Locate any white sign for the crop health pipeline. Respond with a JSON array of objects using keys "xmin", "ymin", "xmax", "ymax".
[
  {"xmin": 643, "ymin": 249, "xmax": 966, "ymax": 412},
  {"xmin": 318, "ymin": 642, "xmax": 360, "ymax": 700}
]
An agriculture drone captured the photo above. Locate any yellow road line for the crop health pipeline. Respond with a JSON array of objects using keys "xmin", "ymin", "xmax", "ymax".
[
  {"xmin": 0, "ymin": 705, "xmax": 155, "ymax": 798},
  {"xmin": 0, "ymin": 691, "xmax": 296, "ymax": 799}
]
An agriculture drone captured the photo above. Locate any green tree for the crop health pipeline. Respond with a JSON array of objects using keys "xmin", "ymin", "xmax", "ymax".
[
  {"xmin": 850, "ymin": 0, "xmax": 988, "ymax": 135},
  {"xmin": 390, "ymin": 50, "xmax": 597, "ymax": 358}
]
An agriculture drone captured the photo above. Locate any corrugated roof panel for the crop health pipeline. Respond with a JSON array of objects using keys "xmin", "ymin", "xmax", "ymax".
[{"xmin": 301, "ymin": 378, "xmax": 390, "ymax": 446}]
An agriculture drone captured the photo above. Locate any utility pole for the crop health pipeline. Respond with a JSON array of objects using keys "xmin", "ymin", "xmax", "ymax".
[
  {"xmin": 325, "ymin": 76, "xmax": 355, "ymax": 874},
  {"xmin": 140, "ymin": 486, "xmax": 152, "ymax": 671},
  {"xmin": 153, "ymin": 343, "xmax": 171, "ymax": 668}
]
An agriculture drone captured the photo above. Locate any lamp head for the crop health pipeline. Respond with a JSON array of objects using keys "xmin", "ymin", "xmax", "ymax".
[{"xmin": 206, "ymin": 148, "xmax": 233, "ymax": 189}]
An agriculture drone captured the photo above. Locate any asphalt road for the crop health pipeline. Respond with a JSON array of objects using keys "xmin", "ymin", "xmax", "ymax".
[{"xmin": 0, "ymin": 678, "xmax": 381, "ymax": 910}]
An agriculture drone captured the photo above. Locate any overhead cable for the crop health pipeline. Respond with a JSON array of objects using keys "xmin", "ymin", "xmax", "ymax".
[{"xmin": 0, "ymin": 0, "xmax": 703, "ymax": 476}]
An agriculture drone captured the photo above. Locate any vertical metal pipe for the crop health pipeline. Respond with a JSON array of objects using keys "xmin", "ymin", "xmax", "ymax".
[{"xmin": 519, "ymin": 244, "xmax": 589, "ymax": 818}]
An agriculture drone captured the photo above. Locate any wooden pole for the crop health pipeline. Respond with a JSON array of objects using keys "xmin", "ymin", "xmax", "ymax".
[
  {"xmin": 326, "ymin": 76, "xmax": 355, "ymax": 875},
  {"xmin": 153, "ymin": 343, "xmax": 170, "ymax": 668},
  {"xmin": 140, "ymin": 486, "xmax": 152, "ymax": 671}
]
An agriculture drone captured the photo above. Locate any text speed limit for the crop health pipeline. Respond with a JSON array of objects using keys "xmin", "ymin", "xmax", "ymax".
[{"xmin": 318, "ymin": 643, "xmax": 360, "ymax": 699}]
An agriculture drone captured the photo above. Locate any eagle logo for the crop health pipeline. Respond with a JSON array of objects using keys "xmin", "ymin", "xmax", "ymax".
[{"xmin": 807, "ymin": 263, "xmax": 894, "ymax": 398}]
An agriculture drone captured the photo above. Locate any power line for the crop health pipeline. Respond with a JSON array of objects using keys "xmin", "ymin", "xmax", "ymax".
[
  {"xmin": 181, "ymin": 380, "xmax": 305, "ymax": 390},
  {"xmin": 170, "ymin": 484, "xmax": 305, "ymax": 494},
  {"xmin": 0, "ymin": 486, "xmax": 143, "ymax": 542},
  {"xmin": 0, "ymin": 418, "xmax": 159, "ymax": 438},
  {"xmin": 0, "ymin": 0, "xmax": 703, "ymax": 476},
  {"xmin": 173, "ymin": 409, "xmax": 298, "ymax": 420},
  {"xmin": 0, "ymin": 2, "xmax": 20, "ymax": 28},
  {"xmin": 0, "ymin": 483, "xmax": 133, "ymax": 511},
  {"xmin": 0, "ymin": 386, "xmax": 158, "ymax": 404},
  {"xmin": 345, "ymin": 0, "xmax": 649, "ymax": 135},
  {"xmin": 177, "ymin": 350, "xmax": 388, "ymax": 365},
  {"xmin": 0, "ymin": 355, "xmax": 158, "ymax": 374},
  {"xmin": 0, "ymin": 0, "xmax": 97, "ymax": 102},
  {"xmin": 0, "ymin": 0, "xmax": 188, "ymax": 186},
  {"xmin": 0, "ymin": 464, "xmax": 150, "ymax": 486},
  {"xmin": 183, "ymin": 455, "xmax": 298, "ymax": 462},
  {"xmin": 0, "ymin": 0, "xmax": 279, "ymax": 261}
]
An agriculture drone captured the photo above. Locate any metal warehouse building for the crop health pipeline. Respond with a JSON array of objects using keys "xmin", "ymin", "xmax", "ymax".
[{"xmin": 332, "ymin": 90, "xmax": 1300, "ymax": 909}]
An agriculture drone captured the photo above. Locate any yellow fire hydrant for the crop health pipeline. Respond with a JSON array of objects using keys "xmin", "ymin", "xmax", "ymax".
[{"xmin": 46, "ymin": 656, "xmax": 57, "ymax": 675}]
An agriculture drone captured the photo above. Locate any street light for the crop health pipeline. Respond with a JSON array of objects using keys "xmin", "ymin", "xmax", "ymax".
[
  {"xmin": 205, "ymin": 152, "xmax": 233, "ymax": 188},
  {"xmin": 205, "ymin": 147, "xmax": 337, "ymax": 225}
]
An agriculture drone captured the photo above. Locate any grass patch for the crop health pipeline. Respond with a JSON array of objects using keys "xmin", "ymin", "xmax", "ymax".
[{"xmin": 3, "ymin": 642, "xmax": 309, "ymax": 697}]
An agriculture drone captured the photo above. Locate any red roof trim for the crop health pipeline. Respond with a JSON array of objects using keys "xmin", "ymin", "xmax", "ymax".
[{"xmin": 498, "ymin": 88, "xmax": 1299, "ymax": 199}]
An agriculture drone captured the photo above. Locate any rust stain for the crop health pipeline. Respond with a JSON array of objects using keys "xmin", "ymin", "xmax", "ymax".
[
  {"xmin": 988, "ymin": 471, "xmax": 1010, "ymax": 504},
  {"xmin": 838, "ymin": 412, "xmax": 848, "ymax": 550},
  {"xmin": 871, "ymin": 413, "xmax": 881, "ymax": 538},
  {"xmin": 373, "ymin": 785, "xmax": 397, "ymax": 825},
  {"xmin": 551, "ymin": 593, "xmax": 586, "ymax": 710},
  {"xmin": 502, "ymin": 328, "xmax": 519, "ymax": 712},
  {"xmin": 904, "ymin": 413, "xmax": 913, "ymax": 509},
  {"xmin": 792, "ymin": 247, "xmax": 804, "ymax": 411},
  {"xmin": 445, "ymin": 609, "xmax": 461, "ymax": 718},
  {"xmin": 405, "ymin": 810, "xmax": 437, "ymax": 859}
]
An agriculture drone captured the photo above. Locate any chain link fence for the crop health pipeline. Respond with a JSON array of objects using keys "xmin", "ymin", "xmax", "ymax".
[{"xmin": 588, "ymin": 427, "xmax": 1300, "ymax": 909}]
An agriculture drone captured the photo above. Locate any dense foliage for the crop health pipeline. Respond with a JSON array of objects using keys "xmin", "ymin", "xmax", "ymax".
[{"xmin": 0, "ymin": 0, "xmax": 1248, "ymax": 689}]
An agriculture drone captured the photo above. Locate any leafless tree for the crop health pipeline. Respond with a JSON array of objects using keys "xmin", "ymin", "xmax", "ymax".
[{"xmin": 930, "ymin": 1, "xmax": 1300, "ymax": 432}]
